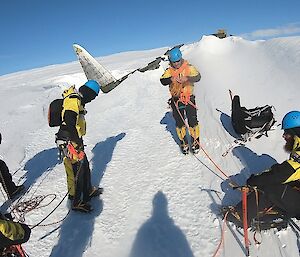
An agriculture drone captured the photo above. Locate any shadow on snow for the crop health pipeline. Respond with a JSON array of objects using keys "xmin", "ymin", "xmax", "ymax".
[
  {"xmin": 0, "ymin": 147, "xmax": 60, "ymax": 212},
  {"xmin": 160, "ymin": 111, "xmax": 180, "ymax": 146},
  {"xmin": 201, "ymin": 145, "xmax": 278, "ymax": 255},
  {"xmin": 49, "ymin": 133, "xmax": 125, "ymax": 257},
  {"xmin": 129, "ymin": 191, "xmax": 195, "ymax": 257},
  {"xmin": 219, "ymin": 145, "xmax": 277, "ymax": 208},
  {"xmin": 219, "ymin": 111, "xmax": 240, "ymax": 139},
  {"xmin": 23, "ymin": 147, "xmax": 60, "ymax": 188}
]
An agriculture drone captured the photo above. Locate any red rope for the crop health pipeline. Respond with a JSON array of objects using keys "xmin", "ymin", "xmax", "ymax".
[
  {"xmin": 212, "ymin": 211, "xmax": 229, "ymax": 257},
  {"xmin": 242, "ymin": 187, "xmax": 250, "ymax": 256},
  {"xmin": 173, "ymin": 98, "xmax": 245, "ymax": 256},
  {"xmin": 173, "ymin": 99, "xmax": 239, "ymax": 186}
]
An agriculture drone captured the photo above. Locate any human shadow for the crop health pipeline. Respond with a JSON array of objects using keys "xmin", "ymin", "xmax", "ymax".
[
  {"xmin": 49, "ymin": 201, "xmax": 103, "ymax": 257},
  {"xmin": 1, "ymin": 148, "xmax": 60, "ymax": 220},
  {"xmin": 221, "ymin": 146, "xmax": 277, "ymax": 206},
  {"xmin": 90, "ymin": 132, "xmax": 126, "ymax": 186},
  {"xmin": 129, "ymin": 191, "xmax": 195, "ymax": 257},
  {"xmin": 49, "ymin": 133, "xmax": 126, "ymax": 257},
  {"xmin": 22, "ymin": 147, "xmax": 59, "ymax": 188},
  {"xmin": 160, "ymin": 111, "xmax": 180, "ymax": 146}
]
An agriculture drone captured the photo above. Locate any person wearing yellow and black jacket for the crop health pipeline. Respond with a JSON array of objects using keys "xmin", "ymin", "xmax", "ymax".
[
  {"xmin": 0, "ymin": 212, "xmax": 31, "ymax": 253},
  {"xmin": 223, "ymin": 111, "xmax": 300, "ymax": 229},
  {"xmin": 56, "ymin": 80, "xmax": 103, "ymax": 213},
  {"xmin": 160, "ymin": 47, "xmax": 201, "ymax": 154}
]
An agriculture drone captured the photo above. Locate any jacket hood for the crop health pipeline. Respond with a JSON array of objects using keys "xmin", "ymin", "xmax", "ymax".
[{"xmin": 62, "ymin": 85, "xmax": 80, "ymax": 98}]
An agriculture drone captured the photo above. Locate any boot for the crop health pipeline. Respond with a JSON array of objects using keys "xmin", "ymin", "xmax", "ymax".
[
  {"xmin": 176, "ymin": 126, "xmax": 189, "ymax": 154},
  {"xmin": 8, "ymin": 185, "xmax": 25, "ymax": 199},
  {"xmin": 189, "ymin": 125, "xmax": 200, "ymax": 154},
  {"xmin": 72, "ymin": 201, "xmax": 93, "ymax": 213},
  {"xmin": 89, "ymin": 186, "xmax": 103, "ymax": 200},
  {"xmin": 220, "ymin": 205, "xmax": 243, "ymax": 227},
  {"xmin": 191, "ymin": 138, "xmax": 200, "ymax": 154},
  {"xmin": 251, "ymin": 216, "xmax": 288, "ymax": 230},
  {"xmin": 180, "ymin": 141, "xmax": 189, "ymax": 155}
]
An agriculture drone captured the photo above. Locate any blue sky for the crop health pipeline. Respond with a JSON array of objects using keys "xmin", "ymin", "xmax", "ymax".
[{"xmin": 1, "ymin": 0, "xmax": 300, "ymax": 76}]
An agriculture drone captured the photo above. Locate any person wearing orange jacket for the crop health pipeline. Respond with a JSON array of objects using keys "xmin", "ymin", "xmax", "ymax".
[{"xmin": 160, "ymin": 48, "xmax": 201, "ymax": 154}]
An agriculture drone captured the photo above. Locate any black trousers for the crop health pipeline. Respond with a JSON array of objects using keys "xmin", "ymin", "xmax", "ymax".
[
  {"xmin": 0, "ymin": 160, "xmax": 17, "ymax": 196},
  {"xmin": 170, "ymin": 95, "xmax": 198, "ymax": 128},
  {"xmin": 72, "ymin": 156, "xmax": 92, "ymax": 204},
  {"xmin": 262, "ymin": 184, "xmax": 300, "ymax": 217}
]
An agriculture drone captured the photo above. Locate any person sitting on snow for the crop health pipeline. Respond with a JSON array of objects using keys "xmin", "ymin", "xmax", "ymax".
[
  {"xmin": 224, "ymin": 111, "xmax": 300, "ymax": 229},
  {"xmin": 55, "ymin": 80, "xmax": 103, "ymax": 213},
  {"xmin": 0, "ymin": 133, "xmax": 24, "ymax": 200},
  {"xmin": 160, "ymin": 47, "xmax": 201, "ymax": 154}
]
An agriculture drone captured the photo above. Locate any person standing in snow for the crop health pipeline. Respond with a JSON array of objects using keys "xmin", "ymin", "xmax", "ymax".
[
  {"xmin": 0, "ymin": 133, "xmax": 24, "ymax": 200},
  {"xmin": 160, "ymin": 47, "xmax": 201, "ymax": 154},
  {"xmin": 224, "ymin": 111, "xmax": 300, "ymax": 228},
  {"xmin": 55, "ymin": 80, "xmax": 103, "ymax": 213}
]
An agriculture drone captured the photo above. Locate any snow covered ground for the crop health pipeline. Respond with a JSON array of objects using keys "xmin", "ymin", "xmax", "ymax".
[{"xmin": 0, "ymin": 35, "xmax": 300, "ymax": 257}]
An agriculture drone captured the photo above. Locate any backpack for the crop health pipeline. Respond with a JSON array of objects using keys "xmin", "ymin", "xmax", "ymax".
[
  {"xmin": 48, "ymin": 91, "xmax": 81, "ymax": 127},
  {"xmin": 48, "ymin": 99, "xmax": 63, "ymax": 127},
  {"xmin": 231, "ymin": 95, "xmax": 275, "ymax": 138}
]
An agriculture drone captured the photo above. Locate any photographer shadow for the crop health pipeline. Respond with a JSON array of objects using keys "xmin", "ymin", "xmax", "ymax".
[{"xmin": 129, "ymin": 191, "xmax": 194, "ymax": 257}]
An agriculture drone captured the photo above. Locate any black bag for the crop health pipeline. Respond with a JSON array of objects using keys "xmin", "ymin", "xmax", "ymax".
[
  {"xmin": 48, "ymin": 99, "xmax": 63, "ymax": 127},
  {"xmin": 231, "ymin": 95, "xmax": 275, "ymax": 136}
]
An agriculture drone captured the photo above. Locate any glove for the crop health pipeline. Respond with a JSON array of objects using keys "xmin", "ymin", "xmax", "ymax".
[{"xmin": 176, "ymin": 76, "xmax": 188, "ymax": 84}]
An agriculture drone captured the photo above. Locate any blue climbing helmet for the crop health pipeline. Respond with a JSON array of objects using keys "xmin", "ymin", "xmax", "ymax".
[
  {"xmin": 169, "ymin": 47, "xmax": 182, "ymax": 62},
  {"xmin": 282, "ymin": 111, "xmax": 300, "ymax": 129},
  {"xmin": 84, "ymin": 80, "xmax": 100, "ymax": 95}
]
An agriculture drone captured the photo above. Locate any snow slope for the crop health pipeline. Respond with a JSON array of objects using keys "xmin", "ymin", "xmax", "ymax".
[{"xmin": 0, "ymin": 35, "xmax": 300, "ymax": 257}]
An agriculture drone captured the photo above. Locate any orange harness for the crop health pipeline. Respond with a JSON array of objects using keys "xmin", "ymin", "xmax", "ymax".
[
  {"xmin": 179, "ymin": 88, "xmax": 191, "ymax": 105},
  {"xmin": 169, "ymin": 61, "xmax": 192, "ymax": 103},
  {"xmin": 67, "ymin": 143, "xmax": 85, "ymax": 161}
]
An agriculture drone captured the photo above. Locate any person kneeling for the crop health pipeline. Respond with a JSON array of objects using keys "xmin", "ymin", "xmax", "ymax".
[{"xmin": 223, "ymin": 111, "xmax": 300, "ymax": 229}]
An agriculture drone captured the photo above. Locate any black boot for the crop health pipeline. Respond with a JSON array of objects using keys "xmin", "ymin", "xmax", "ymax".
[
  {"xmin": 180, "ymin": 140, "xmax": 189, "ymax": 155},
  {"xmin": 8, "ymin": 185, "xmax": 25, "ymax": 199},
  {"xmin": 89, "ymin": 186, "xmax": 103, "ymax": 200},
  {"xmin": 72, "ymin": 201, "xmax": 93, "ymax": 213},
  {"xmin": 191, "ymin": 138, "xmax": 200, "ymax": 154}
]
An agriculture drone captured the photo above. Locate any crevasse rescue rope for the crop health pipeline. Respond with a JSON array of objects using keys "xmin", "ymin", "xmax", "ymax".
[
  {"xmin": 30, "ymin": 156, "xmax": 85, "ymax": 229},
  {"xmin": 173, "ymin": 98, "xmax": 251, "ymax": 256},
  {"xmin": 212, "ymin": 211, "xmax": 229, "ymax": 257},
  {"xmin": 173, "ymin": 98, "xmax": 238, "ymax": 186},
  {"xmin": 3, "ymin": 155, "xmax": 83, "ymax": 229}
]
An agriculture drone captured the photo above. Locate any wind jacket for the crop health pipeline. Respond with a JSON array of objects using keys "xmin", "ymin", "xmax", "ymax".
[
  {"xmin": 160, "ymin": 60, "xmax": 201, "ymax": 97},
  {"xmin": 248, "ymin": 135, "xmax": 300, "ymax": 187},
  {"xmin": 60, "ymin": 86, "xmax": 86, "ymax": 144},
  {"xmin": 0, "ymin": 219, "xmax": 25, "ymax": 242}
]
